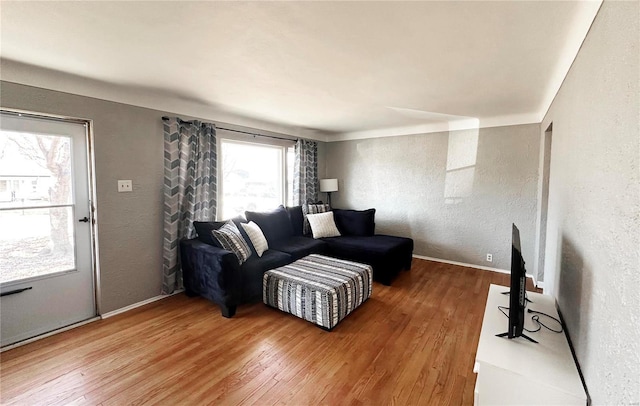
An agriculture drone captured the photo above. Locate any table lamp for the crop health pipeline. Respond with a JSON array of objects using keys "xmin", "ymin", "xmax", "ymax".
[{"xmin": 319, "ymin": 179, "xmax": 338, "ymax": 207}]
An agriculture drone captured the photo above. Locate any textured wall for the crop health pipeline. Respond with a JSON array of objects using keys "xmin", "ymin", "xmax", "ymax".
[
  {"xmin": 325, "ymin": 124, "xmax": 540, "ymax": 272},
  {"xmin": 541, "ymin": 1, "xmax": 639, "ymax": 403}
]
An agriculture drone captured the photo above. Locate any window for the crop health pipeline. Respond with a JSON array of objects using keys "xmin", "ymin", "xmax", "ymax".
[
  {"xmin": 0, "ymin": 128, "xmax": 75, "ymax": 283},
  {"xmin": 220, "ymin": 139, "xmax": 294, "ymax": 219}
]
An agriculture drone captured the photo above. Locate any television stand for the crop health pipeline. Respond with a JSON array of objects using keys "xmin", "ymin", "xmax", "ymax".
[
  {"xmin": 474, "ymin": 284, "xmax": 586, "ymax": 405},
  {"xmin": 495, "ymin": 331, "xmax": 538, "ymax": 343}
]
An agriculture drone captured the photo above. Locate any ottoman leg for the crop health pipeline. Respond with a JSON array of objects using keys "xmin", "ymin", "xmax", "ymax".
[{"xmin": 220, "ymin": 304, "xmax": 237, "ymax": 318}]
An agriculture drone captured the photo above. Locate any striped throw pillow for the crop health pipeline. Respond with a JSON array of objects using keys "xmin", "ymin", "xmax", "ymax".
[
  {"xmin": 212, "ymin": 220, "xmax": 252, "ymax": 264},
  {"xmin": 241, "ymin": 221, "xmax": 269, "ymax": 257}
]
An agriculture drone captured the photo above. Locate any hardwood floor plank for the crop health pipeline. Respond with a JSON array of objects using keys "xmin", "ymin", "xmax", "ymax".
[{"xmin": 1, "ymin": 258, "xmax": 540, "ymax": 405}]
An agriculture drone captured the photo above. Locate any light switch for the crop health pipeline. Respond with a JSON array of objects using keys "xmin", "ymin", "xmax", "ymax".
[{"xmin": 117, "ymin": 180, "xmax": 132, "ymax": 193}]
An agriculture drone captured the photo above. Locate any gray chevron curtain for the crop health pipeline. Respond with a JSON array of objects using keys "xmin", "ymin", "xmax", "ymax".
[
  {"xmin": 293, "ymin": 139, "xmax": 318, "ymax": 205},
  {"xmin": 162, "ymin": 117, "xmax": 217, "ymax": 294}
]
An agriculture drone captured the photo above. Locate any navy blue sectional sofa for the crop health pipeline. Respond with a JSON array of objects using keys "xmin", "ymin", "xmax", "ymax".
[{"xmin": 180, "ymin": 206, "xmax": 413, "ymax": 317}]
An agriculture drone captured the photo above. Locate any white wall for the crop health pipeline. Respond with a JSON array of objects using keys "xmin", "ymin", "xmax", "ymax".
[{"xmin": 541, "ymin": 1, "xmax": 639, "ymax": 403}]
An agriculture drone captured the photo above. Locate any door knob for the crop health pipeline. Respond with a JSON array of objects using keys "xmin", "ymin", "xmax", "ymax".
[{"xmin": 79, "ymin": 217, "xmax": 89, "ymax": 223}]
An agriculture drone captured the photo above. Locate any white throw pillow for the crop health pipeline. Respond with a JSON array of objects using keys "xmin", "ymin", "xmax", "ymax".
[
  {"xmin": 241, "ymin": 221, "xmax": 269, "ymax": 257},
  {"xmin": 306, "ymin": 211, "xmax": 341, "ymax": 239},
  {"xmin": 303, "ymin": 203, "xmax": 331, "ymax": 235}
]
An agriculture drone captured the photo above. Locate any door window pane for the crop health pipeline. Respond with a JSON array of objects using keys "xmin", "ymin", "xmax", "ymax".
[
  {"xmin": 0, "ymin": 207, "xmax": 76, "ymax": 283},
  {"xmin": 221, "ymin": 141, "xmax": 284, "ymax": 219},
  {"xmin": 0, "ymin": 130, "xmax": 76, "ymax": 284},
  {"xmin": 0, "ymin": 131, "xmax": 72, "ymax": 208}
]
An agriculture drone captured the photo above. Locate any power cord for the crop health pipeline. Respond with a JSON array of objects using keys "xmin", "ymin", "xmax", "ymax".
[
  {"xmin": 526, "ymin": 309, "xmax": 563, "ymax": 333},
  {"xmin": 497, "ymin": 306, "xmax": 563, "ymax": 334}
]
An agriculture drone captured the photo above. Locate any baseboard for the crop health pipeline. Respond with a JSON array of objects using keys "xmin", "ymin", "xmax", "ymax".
[
  {"xmin": 1, "ymin": 316, "xmax": 101, "ymax": 352},
  {"xmin": 101, "ymin": 289, "xmax": 184, "ymax": 319},
  {"xmin": 412, "ymin": 254, "xmax": 536, "ymax": 282}
]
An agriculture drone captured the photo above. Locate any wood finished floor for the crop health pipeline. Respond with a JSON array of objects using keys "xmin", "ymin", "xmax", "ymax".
[{"xmin": 0, "ymin": 259, "xmax": 536, "ymax": 405}]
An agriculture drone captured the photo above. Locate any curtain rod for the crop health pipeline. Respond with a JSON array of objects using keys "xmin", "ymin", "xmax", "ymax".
[{"xmin": 161, "ymin": 116, "xmax": 298, "ymax": 142}]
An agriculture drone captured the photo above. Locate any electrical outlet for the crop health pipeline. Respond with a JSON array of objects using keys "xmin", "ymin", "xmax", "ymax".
[
  {"xmin": 486, "ymin": 253, "xmax": 493, "ymax": 262},
  {"xmin": 117, "ymin": 180, "xmax": 132, "ymax": 193}
]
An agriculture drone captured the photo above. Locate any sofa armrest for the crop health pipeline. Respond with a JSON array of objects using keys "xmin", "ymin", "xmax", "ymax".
[{"xmin": 180, "ymin": 239, "xmax": 241, "ymax": 314}]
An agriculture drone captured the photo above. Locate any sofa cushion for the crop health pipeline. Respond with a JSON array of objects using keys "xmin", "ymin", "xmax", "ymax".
[
  {"xmin": 245, "ymin": 206, "xmax": 293, "ymax": 245},
  {"xmin": 286, "ymin": 206, "xmax": 305, "ymax": 236},
  {"xmin": 270, "ymin": 236, "xmax": 327, "ymax": 261},
  {"xmin": 322, "ymin": 235, "xmax": 398, "ymax": 257},
  {"xmin": 240, "ymin": 249, "xmax": 292, "ymax": 301},
  {"xmin": 333, "ymin": 208, "xmax": 376, "ymax": 236}
]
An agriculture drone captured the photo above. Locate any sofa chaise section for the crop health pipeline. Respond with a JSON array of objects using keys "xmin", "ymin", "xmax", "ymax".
[{"xmin": 322, "ymin": 234, "xmax": 413, "ymax": 285}]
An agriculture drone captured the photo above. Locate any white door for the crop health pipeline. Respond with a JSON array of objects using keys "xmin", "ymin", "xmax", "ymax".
[{"xmin": 0, "ymin": 111, "xmax": 96, "ymax": 347}]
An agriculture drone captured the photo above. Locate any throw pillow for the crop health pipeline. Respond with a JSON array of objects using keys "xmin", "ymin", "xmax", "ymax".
[
  {"xmin": 306, "ymin": 211, "xmax": 341, "ymax": 239},
  {"xmin": 332, "ymin": 208, "xmax": 376, "ymax": 236},
  {"xmin": 212, "ymin": 220, "xmax": 252, "ymax": 264},
  {"xmin": 302, "ymin": 203, "xmax": 331, "ymax": 235},
  {"xmin": 241, "ymin": 221, "xmax": 269, "ymax": 257}
]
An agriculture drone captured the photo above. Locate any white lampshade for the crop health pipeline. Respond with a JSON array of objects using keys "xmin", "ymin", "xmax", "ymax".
[{"xmin": 319, "ymin": 178, "xmax": 338, "ymax": 193}]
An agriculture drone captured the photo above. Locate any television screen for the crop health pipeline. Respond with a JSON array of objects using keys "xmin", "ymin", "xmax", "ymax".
[{"xmin": 497, "ymin": 224, "xmax": 537, "ymax": 343}]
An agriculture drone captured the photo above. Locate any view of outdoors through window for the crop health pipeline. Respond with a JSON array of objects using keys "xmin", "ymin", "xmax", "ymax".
[
  {"xmin": 0, "ymin": 131, "xmax": 76, "ymax": 284},
  {"xmin": 221, "ymin": 140, "xmax": 294, "ymax": 219}
]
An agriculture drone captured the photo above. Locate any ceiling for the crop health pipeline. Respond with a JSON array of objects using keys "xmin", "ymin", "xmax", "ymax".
[{"xmin": 0, "ymin": 1, "xmax": 602, "ymax": 141}]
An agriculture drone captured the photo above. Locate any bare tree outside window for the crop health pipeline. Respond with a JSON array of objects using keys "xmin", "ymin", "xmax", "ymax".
[{"xmin": 0, "ymin": 132, "xmax": 74, "ymax": 283}]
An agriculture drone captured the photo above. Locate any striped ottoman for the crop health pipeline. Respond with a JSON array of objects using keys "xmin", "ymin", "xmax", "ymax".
[{"xmin": 263, "ymin": 254, "xmax": 373, "ymax": 330}]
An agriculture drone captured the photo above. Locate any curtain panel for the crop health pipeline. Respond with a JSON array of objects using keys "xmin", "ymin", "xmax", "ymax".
[
  {"xmin": 162, "ymin": 118, "xmax": 217, "ymax": 294},
  {"xmin": 293, "ymin": 139, "xmax": 319, "ymax": 206}
]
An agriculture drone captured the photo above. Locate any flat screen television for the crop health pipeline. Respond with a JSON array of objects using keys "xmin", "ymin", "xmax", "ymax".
[{"xmin": 496, "ymin": 224, "xmax": 537, "ymax": 343}]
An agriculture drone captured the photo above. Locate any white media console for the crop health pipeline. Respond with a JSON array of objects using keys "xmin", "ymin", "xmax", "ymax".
[{"xmin": 474, "ymin": 284, "xmax": 587, "ymax": 405}]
